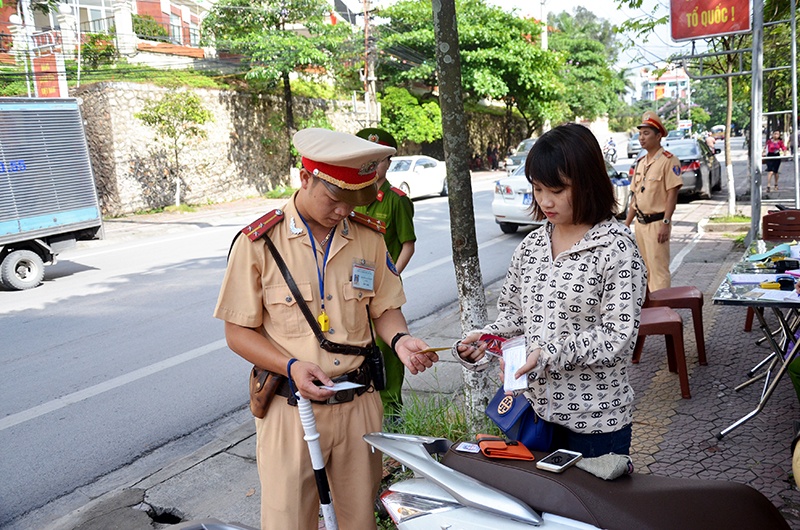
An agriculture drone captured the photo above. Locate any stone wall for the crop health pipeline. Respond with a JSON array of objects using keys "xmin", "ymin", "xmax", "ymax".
[{"xmin": 74, "ymin": 82, "xmax": 526, "ymax": 216}]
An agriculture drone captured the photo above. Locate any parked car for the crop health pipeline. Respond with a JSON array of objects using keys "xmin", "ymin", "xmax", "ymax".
[
  {"xmin": 386, "ymin": 155, "xmax": 448, "ymax": 199},
  {"xmin": 504, "ymin": 138, "xmax": 536, "ymax": 175},
  {"xmin": 666, "ymin": 130, "xmax": 687, "ymax": 140},
  {"xmin": 626, "ymin": 132, "xmax": 640, "ymax": 158},
  {"xmin": 492, "ymin": 160, "xmax": 629, "ymax": 234},
  {"xmin": 629, "ymin": 138, "xmax": 722, "ymax": 199}
]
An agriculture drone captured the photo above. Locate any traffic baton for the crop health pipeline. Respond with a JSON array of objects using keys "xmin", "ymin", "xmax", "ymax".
[{"xmin": 296, "ymin": 394, "xmax": 338, "ymax": 530}]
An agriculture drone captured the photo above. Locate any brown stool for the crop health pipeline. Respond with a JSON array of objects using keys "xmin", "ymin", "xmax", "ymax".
[
  {"xmin": 645, "ymin": 286, "xmax": 707, "ymax": 365},
  {"xmin": 633, "ymin": 307, "xmax": 691, "ymax": 399}
]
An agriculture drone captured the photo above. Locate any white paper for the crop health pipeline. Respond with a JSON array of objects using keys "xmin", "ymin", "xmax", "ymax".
[
  {"xmin": 320, "ymin": 381, "xmax": 364, "ymax": 391},
  {"xmin": 743, "ymin": 288, "xmax": 800, "ymax": 302},
  {"xmin": 502, "ymin": 336, "xmax": 529, "ymax": 392},
  {"xmin": 728, "ymin": 273, "xmax": 781, "ymax": 284}
]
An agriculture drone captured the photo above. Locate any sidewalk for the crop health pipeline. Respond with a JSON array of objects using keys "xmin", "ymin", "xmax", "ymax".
[{"xmin": 17, "ymin": 177, "xmax": 800, "ymax": 530}]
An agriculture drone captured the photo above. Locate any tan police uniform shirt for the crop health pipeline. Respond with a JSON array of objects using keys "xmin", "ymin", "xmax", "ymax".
[
  {"xmin": 213, "ymin": 195, "xmax": 406, "ymax": 377},
  {"xmin": 632, "ymin": 147, "xmax": 682, "ymax": 216}
]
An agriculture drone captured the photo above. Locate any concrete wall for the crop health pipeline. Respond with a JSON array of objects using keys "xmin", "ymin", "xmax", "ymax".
[{"xmin": 75, "ymin": 82, "xmax": 525, "ymax": 216}]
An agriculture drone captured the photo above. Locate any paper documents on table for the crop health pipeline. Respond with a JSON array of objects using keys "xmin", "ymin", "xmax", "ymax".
[
  {"xmin": 742, "ymin": 288, "xmax": 800, "ymax": 302},
  {"xmin": 729, "ymin": 273, "xmax": 781, "ymax": 284}
]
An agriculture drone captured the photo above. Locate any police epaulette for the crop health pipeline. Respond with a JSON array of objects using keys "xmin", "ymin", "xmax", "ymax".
[
  {"xmin": 242, "ymin": 209, "xmax": 284, "ymax": 241},
  {"xmin": 349, "ymin": 211, "xmax": 386, "ymax": 234},
  {"xmin": 389, "ymin": 186, "xmax": 407, "ymax": 197},
  {"xmin": 663, "ymin": 150, "xmax": 674, "ymax": 158}
]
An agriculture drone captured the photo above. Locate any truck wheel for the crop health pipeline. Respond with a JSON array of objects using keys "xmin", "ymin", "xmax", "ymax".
[{"xmin": 1, "ymin": 250, "xmax": 45, "ymax": 290}]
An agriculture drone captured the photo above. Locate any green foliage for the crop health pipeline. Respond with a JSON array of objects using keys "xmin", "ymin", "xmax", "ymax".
[
  {"xmin": 290, "ymin": 78, "xmax": 336, "ymax": 100},
  {"xmin": 378, "ymin": 87, "xmax": 442, "ymax": 145},
  {"xmin": 264, "ymin": 186, "xmax": 296, "ymax": 198},
  {"xmin": 0, "ymin": 65, "xmax": 29, "ymax": 96},
  {"xmin": 547, "ymin": 8, "xmax": 625, "ymax": 123},
  {"xmin": 135, "ymin": 91, "xmax": 213, "ymax": 146},
  {"xmin": 132, "ymin": 14, "xmax": 169, "ymax": 40},
  {"xmin": 377, "ymin": 0, "xmax": 562, "ymax": 135},
  {"xmin": 81, "ymin": 33, "xmax": 118, "ymax": 70}
]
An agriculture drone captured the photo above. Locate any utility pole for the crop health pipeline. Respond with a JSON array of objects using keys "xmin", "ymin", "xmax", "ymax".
[
  {"xmin": 749, "ymin": 0, "xmax": 763, "ymax": 240},
  {"xmin": 362, "ymin": 0, "xmax": 377, "ymax": 125}
]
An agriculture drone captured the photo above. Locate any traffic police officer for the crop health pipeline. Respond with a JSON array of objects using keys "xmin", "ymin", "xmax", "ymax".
[
  {"xmin": 214, "ymin": 128, "xmax": 439, "ymax": 529},
  {"xmin": 625, "ymin": 111, "xmax": 682, "ymax": 291},
  {"xmin": 354, "ymin": 128, "xmax": 416, "ymax": 422}
]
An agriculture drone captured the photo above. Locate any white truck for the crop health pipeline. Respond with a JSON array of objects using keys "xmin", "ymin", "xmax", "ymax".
[{"xmin": 0, "ymin": 97, "xmax": 103, "ymax": 290}]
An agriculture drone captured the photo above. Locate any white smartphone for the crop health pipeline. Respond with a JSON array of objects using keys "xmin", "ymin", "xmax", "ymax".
[{"xmin": 535, "ymin": 449, "xmax": 583, "ymax": 473}]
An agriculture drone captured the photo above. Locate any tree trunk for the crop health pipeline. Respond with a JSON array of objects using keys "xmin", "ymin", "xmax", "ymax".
[
  {"xmin": 174, "ymin": 140, "xmax": 181, "ymax": 207},
  {"xmin": 282, "ymin": 70, "xmax": 295, "ymax": 146},
  {"xmin": 431, "ymin": 0, "xmax": 492, "ymax": 431},
  {"xmin": 725, "ymin": 69, "xmax": 735, "ymax": 215}
]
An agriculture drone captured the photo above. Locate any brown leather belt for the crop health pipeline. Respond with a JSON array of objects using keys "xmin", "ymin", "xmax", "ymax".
[
  {"xmin": 275, "ymin": 362, "xmax": 371, "ymax": 406},
  {"xmin": 635, "ymin": 210, "xmax": 665, "ymax": 224}
]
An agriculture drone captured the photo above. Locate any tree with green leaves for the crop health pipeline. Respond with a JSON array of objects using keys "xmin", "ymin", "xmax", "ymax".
[
  {"xmin": 202, "ymin": 0, "xmax": 357, "ymax": 141},
  {"xmin": 376, "ymin": 0, "xmax": 562, "ymax": 143},
  {"xmin": 547, "ymin": 8, "xmax": 627, "ymax": 125},
  {"xmin": 135, "ymin": 91, "xmax": 213, "ymax": 207},
  {"xmin": 378, "ymin": 86, "xmax": 442, "ymax": 145}
]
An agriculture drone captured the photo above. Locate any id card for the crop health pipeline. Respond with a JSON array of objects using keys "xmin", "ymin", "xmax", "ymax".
[
  {"xmin": 502, "ymin": 336, "xmax": 528, "ymax": 392},
  {"xmin": 454, "ymin": 441, "xmax": 481, "ymax": 454},
  {"xmin": 352, "ymin": 260, "xmax": 375, "ymax": 291}
]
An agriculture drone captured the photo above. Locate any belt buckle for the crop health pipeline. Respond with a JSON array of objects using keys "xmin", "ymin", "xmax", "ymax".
[{"xmin": 326, "ymin": 388, "xmax": 355, "ymax": 405}]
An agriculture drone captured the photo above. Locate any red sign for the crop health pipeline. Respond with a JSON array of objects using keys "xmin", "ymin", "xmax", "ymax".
[
  {"xmin": 32, "ymin": 54, "xmax": 64, "ymax": 98},
  {"xmin": 671, "ymin": 0, "xmax": 751, "ymax": 42}
]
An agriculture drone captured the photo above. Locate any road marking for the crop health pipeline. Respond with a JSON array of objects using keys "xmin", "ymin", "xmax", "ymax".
[
  {"xmin": 0, "ymin": 339, "xmax": 228, "ymax": 432},
  {"xmin": 670, "ymin": 202, "xmax": 724, "ymax": 274},
  {"xmin": 402, "ymin": 233, "xmax": 513, "ymax": 279}
]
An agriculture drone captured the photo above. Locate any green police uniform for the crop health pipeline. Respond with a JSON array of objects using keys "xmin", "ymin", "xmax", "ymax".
[{"xmin": 355, "ymin": 180, "xmax": 416, "ymax": 418}]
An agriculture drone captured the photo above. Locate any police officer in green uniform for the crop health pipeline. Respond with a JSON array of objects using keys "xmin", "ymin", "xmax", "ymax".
[{"xmin": 354, "ymin": 128, "xmax": 416, "ymax": 423}]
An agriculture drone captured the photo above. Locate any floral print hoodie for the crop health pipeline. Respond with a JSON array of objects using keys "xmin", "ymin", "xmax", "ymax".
[{"xmin": 464, "ymin": 218, "xmax": 646, "ymax": 434}]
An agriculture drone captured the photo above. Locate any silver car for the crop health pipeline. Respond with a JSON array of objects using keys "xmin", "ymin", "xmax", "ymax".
[
  {"xmin": 492, "ymin": 161, "xmax": 630, "ymax": 234},
  {"xmin": 386, "ymin": 155, "xmax": 448, "ymax": 199},
  {"xmin": 504, "ymin": 138, "xmax": 536, "ymax": 176}
]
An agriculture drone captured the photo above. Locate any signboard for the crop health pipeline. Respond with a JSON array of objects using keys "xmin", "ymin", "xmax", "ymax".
[
  {"xmin": 32, "ymin": 54, "xmax": 67, "ymax": 98},
  {"xmin": 671, "ymin": 0, "xmax": 751, "ymax": 42},
  {"xmin": 678, "ymin": 119, "xmax": 693, "ymax": 130}
]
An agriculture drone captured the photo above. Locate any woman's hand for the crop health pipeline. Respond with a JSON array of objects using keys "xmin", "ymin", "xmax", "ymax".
[
  {"xmin": 456, "ymin": 332, "xmax": 488, "ymax": 363},
  {"xmin": 514, "ymin": 348, "xmax": 542, "ymax": 380}
]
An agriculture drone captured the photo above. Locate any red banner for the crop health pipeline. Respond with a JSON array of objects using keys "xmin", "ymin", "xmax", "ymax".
[
  {"xmin": 32, "ymin": 54, "xmax": 63, "ymax": 98},
  {"xmin": 671, "ymin": 0, "xmax": 751, "ymax": 42}
]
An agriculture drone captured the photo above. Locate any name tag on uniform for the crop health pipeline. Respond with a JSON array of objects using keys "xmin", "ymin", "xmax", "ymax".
[{"xmin": 352, "ymin": 260, "xmax": 375, "ymax": 291}]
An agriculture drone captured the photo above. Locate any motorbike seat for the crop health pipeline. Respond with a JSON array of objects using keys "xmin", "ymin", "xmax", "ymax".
[{"xmin": 442, "ymin": 448, "xmax": 789, "ymax": 529}]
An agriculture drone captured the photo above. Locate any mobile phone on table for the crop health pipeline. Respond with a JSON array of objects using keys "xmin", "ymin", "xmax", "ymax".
[{"xmin": 535, "ymin": 449, "xmax": 582, "ymax": 473}]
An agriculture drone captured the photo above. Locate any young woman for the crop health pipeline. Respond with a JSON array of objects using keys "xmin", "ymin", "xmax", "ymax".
[
  {"xmin": 456, "ymin": 123, "xmax": 646, "ymax": 457},
  {"xmin": 765, "ymin": 131, "xmax": 787, "ymax": 192}
]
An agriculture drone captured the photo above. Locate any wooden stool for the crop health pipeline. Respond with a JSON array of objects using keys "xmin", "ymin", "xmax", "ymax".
[
  {"xmin": 633, "ymin": 307, "xmax": 691, "ymax": 399},
  {"xmin": 645, "ymin": 286, "xmax": 707, "ymax": 365}
]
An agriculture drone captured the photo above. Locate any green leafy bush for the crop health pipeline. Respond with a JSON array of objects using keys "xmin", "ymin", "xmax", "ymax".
[
  {"xmin": 81, "ymin": 33, "xmax": 118, "ymax": 70},
  {"xmin": 133, "ymin": 14, "xmax": 169, "ymax": 40}
]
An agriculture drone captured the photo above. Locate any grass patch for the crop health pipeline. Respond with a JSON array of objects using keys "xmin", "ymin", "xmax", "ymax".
[
  {"xmin": 265, "ymin": 186, "xmax": 296, "ymax": 199},
  {"xmin": 727, "ymin": 232, "xmax": 748, "ymax": 248},
  {"xmin": 708, "ymin": 214, "xmax": 751, "ymax": 223}
]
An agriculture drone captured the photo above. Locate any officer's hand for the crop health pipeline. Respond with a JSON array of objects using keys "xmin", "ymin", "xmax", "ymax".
[
  {"xmin": 290, "ymin": 361, "xmax": 335, "ymax": 401},
  {"xmin": 657, "ymin": 223, "xmax": 671, "ymax": 244},
  {"xmin": 395, "ymin": 335, "xmax": 438, "ymax": 375},
  {"xmin": 456, "ymin": 332, "xmax": 488, "ymax": 363}
]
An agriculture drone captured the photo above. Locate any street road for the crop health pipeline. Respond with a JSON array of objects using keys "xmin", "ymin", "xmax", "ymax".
[
  {"xmin": 0, "ymin": 176, "xmax": 522, "ymax": 526},
  {"xmin": 1, "ymin": 137, "xmax": 755, "ymax": 527}
]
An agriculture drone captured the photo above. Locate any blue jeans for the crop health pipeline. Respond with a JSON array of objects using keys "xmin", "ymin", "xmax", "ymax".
[{"xmin": 550, "ymin": 423, "xmax": 632, "ymax": 458}]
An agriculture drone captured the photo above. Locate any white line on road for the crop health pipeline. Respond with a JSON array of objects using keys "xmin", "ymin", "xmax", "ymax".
[
  {"xmin": 402, "ymin": 233, "xmax": 514, "ymax": 279},
  {"xmin": 0, "ymin": 339, "xmax": 228, "ymax": 432}
]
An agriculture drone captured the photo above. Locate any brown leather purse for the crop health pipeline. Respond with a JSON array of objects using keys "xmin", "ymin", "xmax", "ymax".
[{"xmin": 249, "ymin": 367, "xmax": 284, "ymax": 419}]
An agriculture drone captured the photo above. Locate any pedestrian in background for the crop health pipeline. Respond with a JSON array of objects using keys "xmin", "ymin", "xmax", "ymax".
[
  {"xmin": 214, "ymin": 128, "xmax": 438, "ymax": 529},
  {"xmin": 355, "ymin": 127, "xmax": 416, "ymax": 425},
  {"xmin": 455, "ymin": 123, "xmax": 646, "ymax": 457},
  {"xmin": 764, "ymin": 130, "xmax": 787, "ymax": 192},
  {"xmin": 625, "ymin": 111, "xmax": 683, "ymax": 291}
]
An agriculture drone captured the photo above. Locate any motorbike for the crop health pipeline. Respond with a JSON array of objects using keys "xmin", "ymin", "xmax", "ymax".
[
  {"xmin": 366, "ymin": 432, "xmax": 790, "ymax": 530},
  {"xmin": 603, "ymin": 145, "xmax": 617, "ymax": 164}
]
